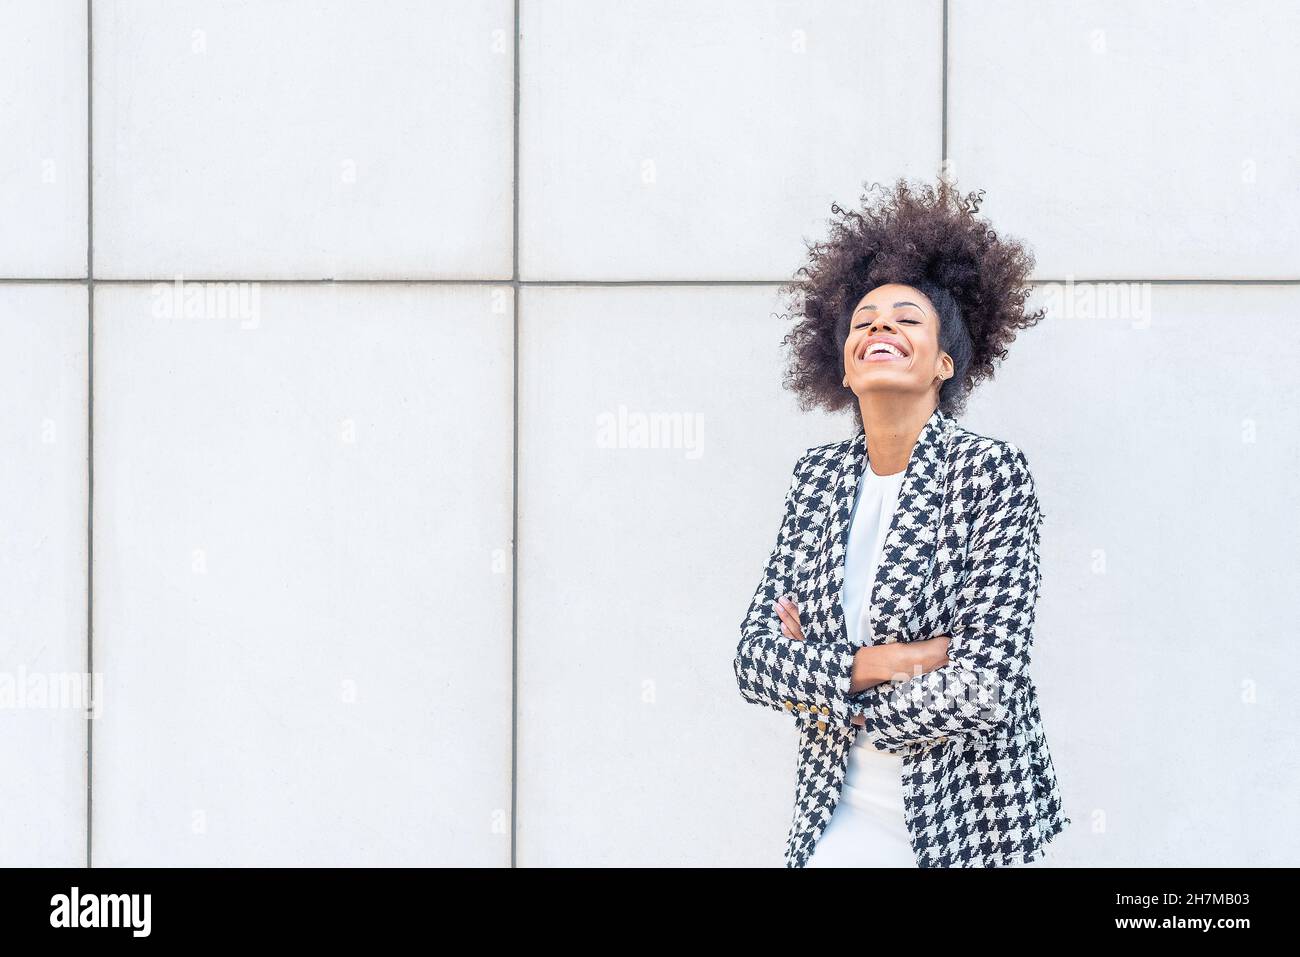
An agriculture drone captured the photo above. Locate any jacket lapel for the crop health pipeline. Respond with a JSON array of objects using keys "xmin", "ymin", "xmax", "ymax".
[{"xmin": 818, "ymin": 406, "xmax": 954, "ymax": 648}]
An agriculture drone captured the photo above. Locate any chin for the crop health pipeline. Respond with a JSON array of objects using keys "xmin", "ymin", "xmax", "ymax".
[{"xmin": 855, "ymin": 376, "xmax": 913, "ymax": 392}]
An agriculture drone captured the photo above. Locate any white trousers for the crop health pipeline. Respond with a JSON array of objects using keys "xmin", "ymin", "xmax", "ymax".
[{"xmin": 804, "ymin": 736, "xmax": 916, "ymax": 868}]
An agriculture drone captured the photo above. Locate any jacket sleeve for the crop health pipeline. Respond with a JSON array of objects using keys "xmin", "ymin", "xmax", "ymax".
[
  {"xmin": 733, "ymin": 450, "xmax": 860, "ymax": 725},
  {"xmin": 846, "ymin": 442, "xmax": 1044, "ymax": 748}
]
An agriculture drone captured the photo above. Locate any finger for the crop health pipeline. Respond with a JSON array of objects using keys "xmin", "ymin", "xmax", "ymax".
[
  {"xmin": 775, "ymin": 599, "xmax": 799, "ymax": 633},
  {"xmin": 774, "ymin": 601, "xmax": 792, "ymax": 630},
  {"xmin": 776, "ymin": 597, "xmax": 804, "ymax": 641},
  {"xmin": 779, "ymin": 596, "xmax": 805, "ymax": 641}
]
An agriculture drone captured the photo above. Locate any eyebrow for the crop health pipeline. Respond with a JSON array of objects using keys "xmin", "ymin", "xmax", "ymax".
[{"xmin": 854, "ymin": 301, "xmax": 926, "ymax": 314}]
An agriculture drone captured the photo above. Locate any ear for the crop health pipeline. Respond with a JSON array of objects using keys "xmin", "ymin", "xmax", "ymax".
[{"xmin": 934, "ymin": 351, "xmax": 954, "ymax": 383}]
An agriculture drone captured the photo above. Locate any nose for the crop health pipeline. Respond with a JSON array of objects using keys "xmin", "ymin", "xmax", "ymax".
[{"xmin": 866, "ymin": 317, "xmax": 896, "ymax": 334}]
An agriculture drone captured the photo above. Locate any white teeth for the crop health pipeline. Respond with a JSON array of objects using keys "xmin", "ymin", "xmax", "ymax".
[{"xmin": 865, "ymin": 342, "xmax": 904, "ymax": 358}]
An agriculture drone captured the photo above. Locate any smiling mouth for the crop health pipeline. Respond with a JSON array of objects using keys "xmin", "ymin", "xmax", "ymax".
[{"xmin": 858, "ymin": 341, "xmax": 909, "ymax": 362}]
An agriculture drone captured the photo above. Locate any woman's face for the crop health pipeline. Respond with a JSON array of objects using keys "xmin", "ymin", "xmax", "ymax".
[{"xmin": 842, "ymin": 283, "xmax": 952, "ymax": 404}]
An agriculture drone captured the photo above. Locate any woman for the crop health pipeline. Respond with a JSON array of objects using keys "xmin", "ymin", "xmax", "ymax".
[{"xmin": 733, "ymin": 177, "xmax": 1070, "ymax": 868}]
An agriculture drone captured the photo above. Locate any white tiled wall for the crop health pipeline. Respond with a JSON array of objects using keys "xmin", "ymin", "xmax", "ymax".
[
  {"xmin": 0, "ymin": 285, "xmax": 88, "ymax": 866},
  {"xmin": 0, "ymin": 1, "xmax": 1295, "ymax": 868},
  {"xmin": 519, "ymin": 0, "xmax": 942, "ymax": 280},
  {"xmin": 0, "ymin": 1, "xmax": 87, "ymax": 277},
  {"xmin": 948, "ymin": 0, "xmax": 1300, "ymax": 280},
  {"xmin": 94, "ymin": 0, "xmax": 514, "ymax": 279},
  {"xmin": 91, "ymin": 284, "xmax": 513, "ymax": 865}
]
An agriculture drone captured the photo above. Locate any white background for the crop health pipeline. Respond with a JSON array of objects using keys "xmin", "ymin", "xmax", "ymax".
[{"xmin": 1, "ymin": 0, "xmax": 1296, "ymax": 867}]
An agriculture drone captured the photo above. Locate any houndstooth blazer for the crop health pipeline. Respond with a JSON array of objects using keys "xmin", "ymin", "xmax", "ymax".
[{"xmin": 734, "ymin": 406, "xmax": 1070, "ymax": 868}]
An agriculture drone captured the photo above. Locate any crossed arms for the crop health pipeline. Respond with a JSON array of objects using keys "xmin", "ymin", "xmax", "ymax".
[{"xmin": 733, "ymin": 442, "xmax": 1044, "ymax": 749}]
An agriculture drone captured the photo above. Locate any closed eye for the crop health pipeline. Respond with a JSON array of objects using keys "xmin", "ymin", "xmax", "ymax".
[{"xmin": 853, "ymin": 318, "xmax": 922, "ymax": 330}]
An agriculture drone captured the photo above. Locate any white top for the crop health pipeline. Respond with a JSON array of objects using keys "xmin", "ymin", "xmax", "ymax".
[
  {"xmin": 806, "ymin": 453, "xmax": 915, "ymax": 868},
  {"xmin": 840, "ymin": 456, "xmax": 907, "ymax": 754}
]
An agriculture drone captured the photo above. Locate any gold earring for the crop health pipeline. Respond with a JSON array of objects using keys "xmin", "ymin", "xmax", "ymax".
[{"xmin": 842, "ymin": 375, "xmax": 849, "ymax": 387}]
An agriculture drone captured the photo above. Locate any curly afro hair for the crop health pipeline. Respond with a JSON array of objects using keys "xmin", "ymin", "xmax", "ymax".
[{"xmin": 778, "ymin": 176, "xmax": 1044, "ymax": 422}]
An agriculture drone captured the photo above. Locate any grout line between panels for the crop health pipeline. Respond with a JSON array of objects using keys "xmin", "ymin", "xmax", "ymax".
[
  {"xmin": 941, "ymin": 0, "xmax": 948, "ymax": 168},
  {"xmin": 510, "ymin": 0, "xmax": 520, "ymax": 871},
  {"xmin": 3, "ymin": 277, "xmax": 1300, "ymax": 287},
  {"xmin": 85, "ymin": 0, "xmax": 94, "ymax": 871}
]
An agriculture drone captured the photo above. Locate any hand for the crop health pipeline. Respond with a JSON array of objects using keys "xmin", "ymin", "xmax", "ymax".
[
  {"xmin": 850, "ymin": 634, "xmax": 950, "ymax": 725},
  {"xmin": 903, "ymin": 634, "xmax": 951, "ymax": 676},
  {"xmin": 775, "ymin": 595, "xmax": 804, "ymax": 641},
  {"xmin": 774, "ymin": 596, "xmax": 950, "ymax": 727}
]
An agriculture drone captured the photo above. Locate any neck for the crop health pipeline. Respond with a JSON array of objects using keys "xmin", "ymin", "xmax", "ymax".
[{"xmin": 857, "ymin": 394, "xmax": 938, "ymax": 476}]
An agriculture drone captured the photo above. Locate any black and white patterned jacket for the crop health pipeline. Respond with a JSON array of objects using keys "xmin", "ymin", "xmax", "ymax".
[{"xmin": 734, "ymin": 406, "xmax": 1070, "ymax": 868}]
